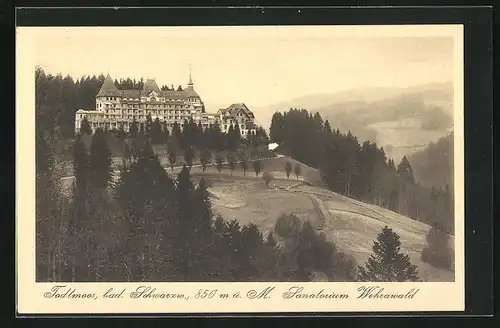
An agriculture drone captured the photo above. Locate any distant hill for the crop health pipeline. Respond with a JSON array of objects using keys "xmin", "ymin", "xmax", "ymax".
[
  {"xmin": 409, "ymin": 133, "xmax": 454, "ymax": 189},
  {"xmin": 253, "ymin": 82, "xmax": 454, "ymax": 162}
]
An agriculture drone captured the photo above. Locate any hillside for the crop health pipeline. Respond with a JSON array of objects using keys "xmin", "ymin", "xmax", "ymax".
[
  {"xmin": 183, "ymin": 156, "xmax": 454, "ymax": 282},
  {"xmin": 58, "ymin": 150, "xmax": 455, "ymax": 282},
  {"xmin": 409, "ymin": 132, "xmax": 454, "ymax": 189}
]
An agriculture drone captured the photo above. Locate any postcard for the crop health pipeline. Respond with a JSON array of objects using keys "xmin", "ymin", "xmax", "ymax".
[{"xmin": 16, "ymin": 24, "xmax": 464, "ymax": 314}]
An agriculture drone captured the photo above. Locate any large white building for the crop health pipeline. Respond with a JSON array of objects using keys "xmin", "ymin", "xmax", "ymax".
[{"xmin": 74, "ymin": 73, "xmax": 257, "ymax": 137}]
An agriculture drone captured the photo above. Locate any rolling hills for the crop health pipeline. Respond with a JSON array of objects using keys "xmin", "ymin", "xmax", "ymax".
[{"xmin": 252, "ymin": 82, "xmax": 454, "ymax": 162}]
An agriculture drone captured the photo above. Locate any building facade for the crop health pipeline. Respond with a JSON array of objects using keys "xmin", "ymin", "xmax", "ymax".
[{"xmin": 74, "ymin": 73, "xmax": 257, "ymax": 137}]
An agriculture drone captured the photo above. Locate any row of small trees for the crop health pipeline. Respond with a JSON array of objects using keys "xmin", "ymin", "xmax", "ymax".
[{"xmin": 80, "ymin": 113, "xmax": 270, "ymax": 154}]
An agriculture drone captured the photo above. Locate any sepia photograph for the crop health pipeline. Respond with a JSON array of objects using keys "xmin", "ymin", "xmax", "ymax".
[{"xmin": 17, "ymin": 24, "xmax": 465, "ymax": 313}]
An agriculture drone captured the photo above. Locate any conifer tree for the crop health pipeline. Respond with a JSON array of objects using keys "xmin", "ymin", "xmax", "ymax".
[
  {"xmin": 150, "ymin": 117, "xmax": 163, "ymax": 144},
  {"xmin": 421, "ymin": 223, "xmax": 454, "ymax": 270},
  {"xmin": 184, "ymin": 146, "xmax": 195, "ymax": 170},
  {"xmin": 215, "ymin": 152, "xmax": 224, "ymax": 174},
  {"xmin": 233, "ymin": 124, "xmax": 241, "ymax": 149},
  {"xmin": 358, "ymin": 226, "xmax": 420, "ymax": 282},
  {"xmin": 80, "ymin": 116, "xmax": 92, "ymax": 136},
  {"xmin": 200, "ymin": 148, "xmax": 212, "ymax": 172},
  {"xmin": 227, "ymin": 152, "xmax": 236, "ymax": 175},
  {"xmin": 116, "ymin": 142, "xmax": 176, "ymax": 281},
  {"xmin": 397, "ymin": 156, "xmax": 415, "ymax": 185},
  {"xmin": 294, "ymin": 163, "xmax": 301, "ymax": 180},
  {"xmin": 167, "ymin": 140, "xmax": 178, "ymax": 172},
  {"xmin": 265, "ymin": 231, "xmax": 277, "ymax": 247},
  {"xmin": 253, "ymin": 160, "xmax": 262, "ymax": 177},
  {"xmin": 172, "ymin": 122, "xmax": 182, "ymax": 149},
  {"xmin": 227, "ymin": 124, "xmax": 235, "ymax": 150},
  {"xmin": 173, "ymin": 165, "xmax": 196, "ymax": 276},
  {"xmin": 129, "ymin": 118, "xmax": 138, "ymax": 138},
  {"xmin": 162, "ymin": 123, "xmax": 170, "ymax": 145},
  {"xmin": 88, "ymin": 129, "xmax": 113, "ymax": 192},
  {"xmin": 145, "ymin": 114, "xmax": 153, "ymax": 139},
  {"xmin": 285, "ymin": 161, "xmax": 292, "ymax": 179},
  {"xmin": 238, "ymin": 151, "xmax": 248, "ymax": 176}
]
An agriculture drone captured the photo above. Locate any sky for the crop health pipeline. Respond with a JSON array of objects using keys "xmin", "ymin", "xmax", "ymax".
[{"xmin": 24, "ymin": 26, "xmax": 456, "ymax": 115}]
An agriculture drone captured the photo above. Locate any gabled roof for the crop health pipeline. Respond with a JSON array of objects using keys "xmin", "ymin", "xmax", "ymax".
[
  {"xmin": 96, "ymin": 74, "xmax": 121, "ymax": 97},
  {"xmin": 140, "ymin": 79, "xmax": 161, "ymax": 97},
  {"xmin": 218, "ymin": 103, "xmax": 255, "ymax": 118}
]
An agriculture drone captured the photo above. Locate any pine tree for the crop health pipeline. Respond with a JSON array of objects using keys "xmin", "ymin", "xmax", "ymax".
[
  {"xmin": 150, "ymin": 117, "xmax": 162, "ymax": 144},
  {"xmin": 80, "ymin": 116, "xmax": 92, "ymax": 136},
  {"xmin": 145, "ymin": 114, "xmax": 153, "ymax": 138},
  {"xmin": 36, "ymin": 124, "xmax": 65, "ymax": 282},
  {"xmin": 238, "ymin": 151, "xmax": 248, "ymax": 175},
  {"xmin": 227, "ymin": 152, "xmax": 236, "ymax": 175},
  {"xmin": 421, "ymin": 224, "xmax": 454, "ymax": 271},
  {"xmin": 184, "ymin": 146, "xmax": 195, "ymax": 170},
  {"xmin": 173, "ymin": 165, "xmax": 196, "ymax": 277},
  {"xmin": 172, "ymin": 122, "xmax": 182, "ymax": 150},
  {"xmin": 215, "ymin": 152, "xmax": 224, "ymax": 174},
  {"xmin": 116, "ymin": 141, "xmax": 176, "ymax": 281},
  {"xmin": 162, "ymin": 123, "xmax": 170, "ymax": 145},
  {"xmin": 167, "ymin": 140, "xmax": 178, "ymax": 172},
  {"xmin": 88, "ymin": 129, "xmax": 113, "ymax": 192},
  {"xmin": 358, "ymin": 226, "xmax": 420, "ymax": 282},
  {"xmin": 265, "ymin": 231, "xmax": 277, "ymax": 247},
  {"xmin": 285, "ymin": 162, "xmax": 292, "ymax": 179},
  {"xmin": 397, "ymin": 156, "xmax": 415, "ymax": 185},
  {"xmin": 253, "ymin": 160, "xmax": 262, "ymax": 177},
  {"xmin": 139, "ymin": 122, "xmax": 145, "ymax": 137},
  {"xmin": 129, "ymin": 118, "xmax": 138, "ymax": 138},
  {"xmin": 227, "ymin": 124, "xmax": 235, "ymax": 150},
  {"xmin": 294, "ymin": 163, "xmax": 301, "ymax": 180},
  {"xmin": 200, "ymin": 148, "xmax": 212, "ymax": 172}
]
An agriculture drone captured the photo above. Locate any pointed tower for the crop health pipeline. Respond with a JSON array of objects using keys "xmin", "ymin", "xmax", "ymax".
[
  {"xmin": 96, "ymin": 73, "xmax": 121, "ymax": 97},
  {"xmin": 185, "ymin": 65, "xmax": 204, "ymax": 112},
  {"xmin": 187, "ymin": 64, "xmax": 194, "ymax": 88}
]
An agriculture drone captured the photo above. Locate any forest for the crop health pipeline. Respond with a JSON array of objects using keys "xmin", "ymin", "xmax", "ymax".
[
  {"xmin": 35, "ymin": 67, "xmax": 453, "ymax": 282},
  {"xmin": 269, "ymin": 110, "xmax": 454, "ymax": 236}
]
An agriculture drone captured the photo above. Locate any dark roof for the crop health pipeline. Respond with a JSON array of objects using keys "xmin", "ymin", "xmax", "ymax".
[
  {"xmin": 96, "ymin": 74, "xmax": 201, "ymax": 100},
  {"xmin": 140, "ymin": 79, "xmax": 162, "ymax": 97},
  {"xmin": 120, "ymin": 90, "xmax": 141, "ymax": 98},
  {"xmin": 218, "ymin": 103, "xmax": 255, "ymax": 118},
  {"xmin": 184, "ymin": 85, "xmax": 200, "ymax": 98},
  {"xmin": 96, "ymin": 74, "xmax": 121, "ymax": 97}
]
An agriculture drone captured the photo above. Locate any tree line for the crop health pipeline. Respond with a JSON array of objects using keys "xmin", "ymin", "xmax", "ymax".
[
  {"xmin": 270, "ymin": 109, "xmax": 454, "ymax": 269},
  {"xmin": 36, "ymin": 66, "xmax": 269, "ymax": 141},
  {"xmin": 81, "ymin": 112, "xmax": 269, "ymax": 152}
]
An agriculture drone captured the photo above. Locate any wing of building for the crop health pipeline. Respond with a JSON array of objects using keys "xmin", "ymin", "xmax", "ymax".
[{"xmin": 74, "ymin": 73, "xmax": 257, "ymax": 137}]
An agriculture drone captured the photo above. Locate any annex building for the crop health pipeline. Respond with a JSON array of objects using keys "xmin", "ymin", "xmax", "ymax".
[{"xmin": 74, "ymin": 73, "xmax": 257, "ymax": 137}]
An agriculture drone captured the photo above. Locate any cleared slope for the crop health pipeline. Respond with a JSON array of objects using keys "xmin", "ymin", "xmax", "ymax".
[{"xmin": 195, "ymin": 158, "xmax": 455, "ymax": 282}]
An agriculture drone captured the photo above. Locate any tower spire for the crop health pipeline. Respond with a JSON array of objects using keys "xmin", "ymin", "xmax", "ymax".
[{"xmin": 188, "ymin": 63, "xmax": 193, "ymax": 86}]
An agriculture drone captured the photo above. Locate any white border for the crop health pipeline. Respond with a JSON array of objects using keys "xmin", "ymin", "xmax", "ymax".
[{"xmin": 16, "ymin": 25, "xmax": 464, "ymax": 314}]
